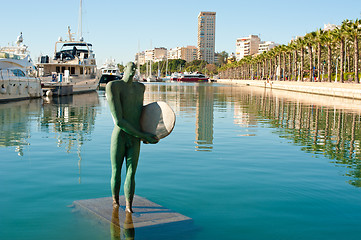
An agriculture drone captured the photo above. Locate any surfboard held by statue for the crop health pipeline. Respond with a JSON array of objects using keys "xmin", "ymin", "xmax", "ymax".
[{"xmin": 140, "ymin": 101, "xmax": 176, "ymax": 139}]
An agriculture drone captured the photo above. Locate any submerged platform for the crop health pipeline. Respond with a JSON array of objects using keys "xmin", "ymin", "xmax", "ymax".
[{"xmin": 72, "ymin": 195, "xmax": 195, "ymax": 239}]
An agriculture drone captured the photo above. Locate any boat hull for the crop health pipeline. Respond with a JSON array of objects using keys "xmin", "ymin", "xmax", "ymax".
[
  {"xmin": 40, "ymin": 76, "xmax": 99, "ymax": 96},
  {"xmin": 0, "ymin": 78, "xmax": 42, "ymax": 102},
  {"xmin": 176, "ymin": 78, "xmax": 209, "ymax": 82}
]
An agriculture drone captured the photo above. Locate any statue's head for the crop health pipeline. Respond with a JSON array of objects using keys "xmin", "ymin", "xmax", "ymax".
[{"xmin": 123, "ymin": 62, "xmax": 136, "ymax": 82}]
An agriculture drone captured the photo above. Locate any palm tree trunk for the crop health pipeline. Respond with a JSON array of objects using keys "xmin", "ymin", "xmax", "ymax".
[
  {"xmin": 354, "ymin": 35, "xmax": 359, "ymax": 83},
  {"xmin": 340, "ymin": 39, "xmax": 344, "ymax": 83},
  {"xmin": 328, "ymin": 44, "xmax": 332, "ymax": 82},
  {"xmin": 282, "ymin": 53, "xmax": 286, "ymax": 80},
  {"xmin": 293, "ymin": 50, "xmax": 297, "ymax": 81},
  {"xmin": 309, "ymin": 44, "xmax": 313, "ymax": 81},
  {"xmin": 317, "ymin": 42, "xmax": 321, "ymax": 82},
  {"xmin": 278, "ymin": 53, "xmax": 281, "ymax": 80},
  {"xmin": 274, "ymin": 57, "xmax": 278, "ymax": 80},
  {"xmin": 288, "ymin": 52, "xmax": 291, "ymax": 81},
  {"xmin": 300, "ymin": 48, "xmax": 304, "ymax": 81}
]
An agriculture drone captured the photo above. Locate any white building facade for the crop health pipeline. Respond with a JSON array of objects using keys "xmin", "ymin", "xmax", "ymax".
[
  {"xmin": 235, "ymin": 35, "xmax": 260, "ymax": 61},
  {"xmin": 258, "ymin": 41, "xmax": 278, "ymax": 54}
]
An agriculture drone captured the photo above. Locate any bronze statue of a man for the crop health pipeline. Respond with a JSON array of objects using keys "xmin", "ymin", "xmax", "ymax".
[{"xmin": 106, "ymin": 62, "xmax": 158, "ymax": 213}]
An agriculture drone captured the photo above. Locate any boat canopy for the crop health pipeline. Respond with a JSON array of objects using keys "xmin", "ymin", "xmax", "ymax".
[{"xmin": 62, "ymin": 43, "xmax": 92, "ymax": 47}]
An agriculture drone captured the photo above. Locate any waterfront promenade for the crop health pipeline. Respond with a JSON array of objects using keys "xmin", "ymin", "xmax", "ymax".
[{"xmin": 217, "ymin": 79, "xmax": 361, "ymax": 100}]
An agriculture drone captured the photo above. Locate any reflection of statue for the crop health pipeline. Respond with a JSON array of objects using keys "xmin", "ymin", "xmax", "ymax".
[
  {"xmin": 106, "ymin": 62, "xmax": 158, "ymax": 213},
  {"xmin": 111, "ymin": 206, "xmax": 135, "ymax": 240}
]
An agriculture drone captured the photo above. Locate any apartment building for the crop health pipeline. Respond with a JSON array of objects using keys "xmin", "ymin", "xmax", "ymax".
[
  {"xmin": 197, "ymin": 12, "xmax": 216, "ymax": 64},
  {"xmin": 235, "ymin": 35, "xmax": 260, "ymax": 61},
  {"xmin": 258, "ymin": 41, "xmax": 278, "ymax": 54},
  {"xmin": 167, "ymin": 46, "xmax": 197, "ymax": 62},
  {"xmin": 153, "ymin": 47, "xmax": 167, "ymax": 62},
  {"xmin": 180, "ymin": 46, "xmax": 197, "ymax": 62},
  {"xmin": 168, "ymin": 47, "xmax": 181, "ymax": 60},
  {"xmin": 135, "ymin": 51, "xmax": 145, "ymax": 65}
]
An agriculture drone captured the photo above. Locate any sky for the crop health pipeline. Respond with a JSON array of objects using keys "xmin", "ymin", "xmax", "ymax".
[{"xmin": 1, "ymin": 0, "xmax": 361, "ymax": 66}]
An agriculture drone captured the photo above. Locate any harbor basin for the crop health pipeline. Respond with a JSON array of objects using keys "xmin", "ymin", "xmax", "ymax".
[{"xmin": 1, "ymin": 82, "xmax": 361, "ymax": 240}]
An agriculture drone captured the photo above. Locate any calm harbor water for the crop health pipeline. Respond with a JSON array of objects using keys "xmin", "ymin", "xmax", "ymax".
[{"xmin": 1, "ymin": 82, "xmax": 361, "ymax": 240}]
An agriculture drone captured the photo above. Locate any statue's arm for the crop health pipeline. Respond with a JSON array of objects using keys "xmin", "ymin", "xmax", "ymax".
[{"xmin": 106, "ymin": 81, "xmax": 145, "ymax": 139}]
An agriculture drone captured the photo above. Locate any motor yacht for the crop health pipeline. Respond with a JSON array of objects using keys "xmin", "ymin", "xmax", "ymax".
[
  {"xmin": 0, "ymin": 33, "xmax": 42, "ymax": 102},
  {"xmin": 36, "ymin": 27, "xmax": 99, "ymax": 96}
]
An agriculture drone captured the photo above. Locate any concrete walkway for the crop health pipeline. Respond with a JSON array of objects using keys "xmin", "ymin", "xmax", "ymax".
[{"xmin": 216, "ymin": 79, "xmax": 361, "ymax": 100}]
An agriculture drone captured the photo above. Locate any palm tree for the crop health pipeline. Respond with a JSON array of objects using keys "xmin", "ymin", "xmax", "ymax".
[
  {"xmin": 321, "ymin": 30, "xmax": 333, "ymax": 82},
  {"xmin": 288, "ymin": 41, "xmax": 298, "ymax": 81},
  {"xmin": 344, "ymin": 19, "xmax": 361, "ymax": 83},
  {"xmin": 296, "ymin": 37, "xmax": 307, "ymax": 81},
  {"xmin": 286, "ymin": 45, "xmax": 293, "ymax": 81},
  {"xmin": 315, "ymin": 29, "xmax": 324, "ymax": 81},
  {"xmin": 304, "ymin": 31, "xmax": 317, "ymax": 81},
  {"xmin": 331, "ymin": 24, "xmax": 347, "ymax": 83},
  {"xmin": 279, "ymin": 45, "xmax": 288, "ymax": 80}
]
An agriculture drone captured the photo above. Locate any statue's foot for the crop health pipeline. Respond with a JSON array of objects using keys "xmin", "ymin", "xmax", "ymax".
[
  {"xmin": 125, "ymin": 199, "xmax": 133, "ymax": 213},
  {"xmin": 125, "ymin": 207, "xmax": 133, "ymax": 213},
  {"xmin": 112, "ymin": 196, "xmax": 120, "ymax": 207}
]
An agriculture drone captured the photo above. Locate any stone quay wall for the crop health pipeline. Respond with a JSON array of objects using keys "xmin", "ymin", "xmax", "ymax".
[{"xmin": 216, "ymin": 79, "xmax": 361, "ymax": 100}]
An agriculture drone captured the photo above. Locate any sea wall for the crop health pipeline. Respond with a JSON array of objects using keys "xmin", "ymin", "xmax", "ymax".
[{"xmin": 216, "ymin": 79, "xmax": 361, "ymax": 100}]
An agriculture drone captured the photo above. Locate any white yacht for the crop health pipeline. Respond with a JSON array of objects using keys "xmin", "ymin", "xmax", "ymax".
[
  {"xmin": 36, "ymin": 27, "xmax": 98, "ymax": 96},
  {"xmin": 98, "ymin": 59, "xmax": 123, "ymax": 88},
  {"xmin": 0, "ymin": 33, "xmax": 42, "ymax": 102}
]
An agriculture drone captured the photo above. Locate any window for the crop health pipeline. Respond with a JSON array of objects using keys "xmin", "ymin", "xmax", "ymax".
[{"xmin": 11, "ymin": 69, "xmax": 26, "ymax": 77}]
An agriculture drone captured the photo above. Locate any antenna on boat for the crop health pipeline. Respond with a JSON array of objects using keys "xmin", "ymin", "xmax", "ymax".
[
  {"xmin": 78, "ymin": 0, "xmax": 83, "ymax": 41},
  {"xmin": 67, "ymin": 26, "xmax": 75, "ymax": 41}
]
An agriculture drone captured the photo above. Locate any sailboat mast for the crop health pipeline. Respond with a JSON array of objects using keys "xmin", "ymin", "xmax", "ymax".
[{"xmin": 166, "ymin": 50, "xmax": 168, "ymax": 76}]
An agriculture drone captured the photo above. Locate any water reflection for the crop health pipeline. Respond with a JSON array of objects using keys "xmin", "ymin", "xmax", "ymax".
[
  {"xmin": 145, "ymin": 83, "xmax": 361, "ymax": 186},
  {"xmin": 0, "ymin": 99, "xmax": 42, "ymax": 156},
  {"xmin": 110, "ymin": 207, "xmax": 135, "ymax": 240},
  {"xmin": 41, "ymin": 92, "xmax": 100, "ymax": 183},
  {"xmin": 41, "ymin": 92, "xmax": 99, "ymax": 153},
  {"xmin": 0, "ymin": 92, "xmax": 100, "ymax": 182},
  {"xmin": 224, "ymin": 86, "xmax": 361, "ymax": 187},
  {"xmin": 144, "ymin": 83, "xmax": 214, "ymax": 151}
]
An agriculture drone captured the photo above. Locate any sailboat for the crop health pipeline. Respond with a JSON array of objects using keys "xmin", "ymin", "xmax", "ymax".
[{"xmin": 146, "ymin": 60, "xmax": 156, "ymax": 82}]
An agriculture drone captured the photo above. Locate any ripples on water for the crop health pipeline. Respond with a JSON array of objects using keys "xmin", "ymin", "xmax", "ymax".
[{"xmin": 1, "ymin": 82, "xmax": 361, "ymax": 240}]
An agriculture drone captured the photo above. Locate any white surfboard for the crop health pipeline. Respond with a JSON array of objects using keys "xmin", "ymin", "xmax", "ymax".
[{"xmin": 140, "ymin": 101, "xmax": 176, "ymax": 139}]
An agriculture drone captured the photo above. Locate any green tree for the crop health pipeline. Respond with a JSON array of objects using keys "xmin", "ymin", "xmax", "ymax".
[{"xmin": 216, "ymin": 51, "xmax": 229, "ymax": 66}]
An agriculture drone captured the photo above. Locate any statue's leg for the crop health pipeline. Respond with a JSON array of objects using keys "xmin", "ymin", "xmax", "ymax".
[
  {"xmin": 124, "ymin": 140, "xmax": 140, "ymax": 212},
  {"xmin": 110, "ymin": 127, "xmax": 125, "ymax": 206}
]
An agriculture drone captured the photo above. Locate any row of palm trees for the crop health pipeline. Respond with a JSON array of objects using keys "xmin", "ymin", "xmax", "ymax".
[{"xmin": 219, "ymin": 19, "xmax": 361, "ymax": 83}]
